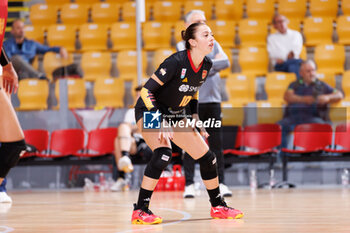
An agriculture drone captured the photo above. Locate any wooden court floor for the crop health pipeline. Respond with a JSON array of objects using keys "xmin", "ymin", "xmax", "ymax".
[{"xmin": 0, "ymin": 188, "xmax": 349, "ymax": 233}]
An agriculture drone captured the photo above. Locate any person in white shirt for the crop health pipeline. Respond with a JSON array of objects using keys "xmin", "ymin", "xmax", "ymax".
[
  {"xmin": 111, "ymin": 86, "xmax": 153, "ymax": 191},
  {"xmin": 267, "ymin": 14, "xmax": 304, "ymax": 79}
]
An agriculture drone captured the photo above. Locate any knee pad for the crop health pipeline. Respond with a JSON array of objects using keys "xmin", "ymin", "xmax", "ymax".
[
  {"xmin": 0, "ymin": 140, "xmax": 26, "ymax": 178},
  {"xmin": 197, "ymin": 150, "xmax": 218, "ymax": 180},
  {"xmin": 144, "ymin": 147, "xmax": 172, "ymax": 179}
]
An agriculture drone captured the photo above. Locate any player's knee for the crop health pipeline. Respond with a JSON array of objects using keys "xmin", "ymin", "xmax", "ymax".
[
  {"xmin": 144, "ymin": 147, "xmax": 172, "ymax": 179},
  {"xmin": 197, "ymin": 150, "xmax": 218, "ymax": 180},
  {"xmin": 0, "ymin": 140, "xmax": 26, "ymax": 178}
]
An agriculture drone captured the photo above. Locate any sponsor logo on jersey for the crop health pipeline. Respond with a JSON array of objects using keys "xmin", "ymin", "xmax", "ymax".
[
  {"xmin": 160, "ymin": 68, "xmax": 166, "ymax": 76},
  {"xmin": 179, "ymin": 84, "xmax": 199, "ymax": 92},
  {"xmin": 202, "ymin": 70, "xmax": 207, "ymax": 79},
  {"xmin": 182, "ymin": 77, "xmax": 188, "ymax": 83},
  {"xmin": 180, "ymin": 68, "xmax": 187, "ymax": 79},
  {"xmin": 179, "ymin": 84, "xmax": 189, "ymax": 92}
]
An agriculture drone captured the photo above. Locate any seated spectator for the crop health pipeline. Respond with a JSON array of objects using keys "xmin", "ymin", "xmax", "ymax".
[
  {"xmin": 3, "ymin": 19, "xmax": 68, "ymax": 80},
  {"xmin": 111, "ymin": 86, "xmax": 153, "ymax": 191},
  {"xmin": 278, "ymin": 60, "xmax": 343, "ymax": 148},
  {"xmin": 267, "ymin": 14, "xmax": 303, "ymax": 79}
]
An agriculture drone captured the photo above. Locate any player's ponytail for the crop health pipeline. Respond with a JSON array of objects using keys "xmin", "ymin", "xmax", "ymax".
[{"xmin": 181, "ymin": 22, "xmax": 206, "ymax": 50}]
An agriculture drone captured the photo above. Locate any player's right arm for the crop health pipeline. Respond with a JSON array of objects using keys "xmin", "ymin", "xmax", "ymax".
[{"xmin": 141, "ymin": 56, "xmax": 177, "ymax": 111}]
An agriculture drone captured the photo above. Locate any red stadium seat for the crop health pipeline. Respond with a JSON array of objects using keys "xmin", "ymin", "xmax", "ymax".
[
  {"xmin": 279, "ymin": 123, "xmax": 333, "ymax": 188},
  {"xmin": 79, "ymin": 128, "xmax": 118, "ymax": 157},
  {"xmin": 23, "ymin": 129, "xmax": 50, "ymax": 158},
  {"xmin": 224, "ymin": 123, "xmax": 281, "ymax": 156},
  {"xmin": 325, "ymin": 124, "xmax": 350, "ymax": 153},
  {"xmin": 69, "ymin": 127, "xmax": 117, "ymax": 183},
  {"xmin": 282, "ymin": 123, "xmax": 332, "ymax": 154},
  {"xmin": 43, "ymin": 129, "xmax": 85, "ymax": 158}
]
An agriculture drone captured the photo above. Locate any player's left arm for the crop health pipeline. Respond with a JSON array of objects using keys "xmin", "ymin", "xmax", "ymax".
[{"xmin": 1, "ymin": 47, "xmax": 18, "ymax": 94}]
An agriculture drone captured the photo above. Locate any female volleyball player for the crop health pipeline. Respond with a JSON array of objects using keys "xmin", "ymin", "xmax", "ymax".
[
  {"xmin": 0, "ymin": 0, "xmax": 26, "ymax": 192},
  {"xmin": 131, "ymin": 22, "xmax": 243, "ymax": 224}
]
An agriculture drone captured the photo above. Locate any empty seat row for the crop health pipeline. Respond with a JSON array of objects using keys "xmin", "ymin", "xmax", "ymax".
[
  {"xmin": 33, "ymin": 50, "xmax": 151, "ymax": 82},
  {"xmin": 16, "ymin": 78, "xmax": 125, "ymax": 111},
  {"xmin": 34, "ymin": 42, "xmax": 345, "ymax": 84},
  {"xmin": 25, "ymin": 22, "xmax": 172, "ymax": 52},
  {"xmin": 16, "ymin": 66, "xmax": 350, "ymax": 112},
  {"xmin": 33, "ymin": 0, "xmax": 347, "ymax": 26},
  {"xmin": 24, "ymin": 16, "xmax": 350, "ymax": 54},
  {"xmin": 236, "ymin": 44, "xmax": 345, "ymax": 76},
  {"xmin": 22, "ymin": 127, "xmax": 117, "ymax": 159},
  {"xmin": 222, "ymin": 100, "xmax": 350, "ymax": 125}
]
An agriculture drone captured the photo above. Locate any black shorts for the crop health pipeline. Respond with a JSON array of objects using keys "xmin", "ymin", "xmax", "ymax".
[{"xmin": 134, "ymin": 98, "xmax": 188, "ymax": 125}]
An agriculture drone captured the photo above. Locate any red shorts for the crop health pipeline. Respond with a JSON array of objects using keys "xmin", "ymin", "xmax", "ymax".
[{"xmin": 0, "ymin": 0, "xmax": 8, "ymax": 50}]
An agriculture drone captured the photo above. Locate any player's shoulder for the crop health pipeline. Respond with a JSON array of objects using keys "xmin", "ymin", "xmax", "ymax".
[
  {"xmin": 203, "ymin": 55, "xmax": 213, "ymax": 67},
  {"xmin": 161, "ymin": 50, "xmax": 184, "ymax": 65},
  {"xmin": 171, "ymin": 50, "xmax": 187, "ymax": 61}
]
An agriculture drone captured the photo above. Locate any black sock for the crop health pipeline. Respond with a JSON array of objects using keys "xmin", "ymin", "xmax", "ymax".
[
  {"xmin": 135, "ymin": 187, "xmax": 153, "ymax": 210},
  {"xmin": 207, "ymin": 186, "xmax": 222, "ymax": 207},
  {"xmin": 118, "ymin": 171, "xmax": 125, "ymax": 179},
  {"xmin": 121, "ymin": 151, "xmax": 130, "ymax": 157}
]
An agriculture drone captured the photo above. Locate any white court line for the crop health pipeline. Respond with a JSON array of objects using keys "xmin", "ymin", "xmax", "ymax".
[
  {"xmin": 1, "ymin": 203, "xmax": 190, "ymax": 233},
  {"xmin": 116, "ymin": 208, "xmax": 192, "ymax": 233},
  {"xmin": 0, "ymin": 226, "xmax": 14, "ymax": 233}
]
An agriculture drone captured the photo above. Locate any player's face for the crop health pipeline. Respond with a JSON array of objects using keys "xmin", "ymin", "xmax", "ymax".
[{"xmin": 193, "ymin": 25, "xmax": 214, "ymax": 55}]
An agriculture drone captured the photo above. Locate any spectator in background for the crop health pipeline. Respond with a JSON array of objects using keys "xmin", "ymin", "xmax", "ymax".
[
  {"xmin": 267, "ymin": 14, "xmax": 303, "ymax": 79},
  {"xmin": 176, "ymin": 10, "xmax": 232, "ymax": 198},
  {"xmin": 111, "ymin": 86, "xmax": 153, "ymax": 192},
  {"xmin": 278, "ymin": 60, "xmax": 343, "ymax": 148},
  {"xmin": 3, "ymin": 19, "xmax": 68, "ymax": 80}
]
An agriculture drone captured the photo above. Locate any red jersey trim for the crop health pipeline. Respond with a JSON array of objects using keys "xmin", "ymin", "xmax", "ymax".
[{"xmin": 187, "ymin": 50, "xmax": 203, "ymax": 73}]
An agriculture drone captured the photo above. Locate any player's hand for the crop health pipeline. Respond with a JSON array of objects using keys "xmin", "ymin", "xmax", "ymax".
[
  {"xmin": 158, "ymin": 120, "xmax": 173, "ymax": 143},
  {"xmin": 199, "ymin": 126, "xmax": 209, "ymax": 138},
  {"xmin": 2, "ymin": 63, "xmax": 18, "ymax": 94},
  {"xmin": 191, "ymin": 114, "xmax": 209, "ymax": 138}
]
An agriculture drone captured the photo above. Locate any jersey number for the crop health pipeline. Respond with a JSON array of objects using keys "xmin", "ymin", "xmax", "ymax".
[{"xmin": 179, "ymin": 95, "xmax": 192, "ymax": 107}]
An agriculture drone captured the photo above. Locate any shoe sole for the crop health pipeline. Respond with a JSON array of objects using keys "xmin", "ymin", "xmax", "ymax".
[
  {"xmin": 212, "ymin": 213, "xmax": 244, "ymax": 219},
  {"xmin": 131, "ymin": 218, "xmax": 163, "ymax": 225},
  {"xmin": 222, "ymin": 193, "xmax": 233, "ymax": 197}
]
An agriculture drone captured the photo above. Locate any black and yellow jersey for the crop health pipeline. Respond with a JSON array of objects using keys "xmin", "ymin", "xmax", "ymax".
[{"xmin": 136, "ymin": 50, "xmax": 212, "ymax": 112}]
